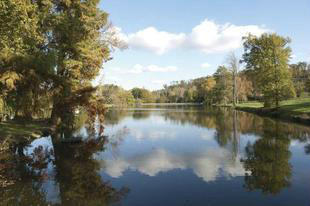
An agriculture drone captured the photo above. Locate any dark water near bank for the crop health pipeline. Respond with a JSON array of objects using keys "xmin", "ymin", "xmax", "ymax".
[{"xmin": 1, "ymin": 106, "xmax": 310, "ymax": 206}]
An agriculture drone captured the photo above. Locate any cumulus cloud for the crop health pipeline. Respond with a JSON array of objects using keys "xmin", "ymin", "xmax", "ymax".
[
  {"xmin": 201, "ymin": 63, "xmax": 211, "ymax": 69},
  {"xmin": 186, "ymin": 19, "xmax": 267, "ymax": 53},
  {"xmin": 126, "ymin": 27, "xmax": 186, "ymax": 55},
  {"xmin": 115, "ymin": 19, "xmax": 267, "ymax": 55},
  {"xmin": 101, "ymin": 147, "xmax": 246, "ymax": 182},
  {"xmin": 127, "ymin": 64, "xmax": 177, "ymax": 74}
]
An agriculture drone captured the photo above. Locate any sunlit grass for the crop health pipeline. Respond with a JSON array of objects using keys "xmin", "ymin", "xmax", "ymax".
[
  {"xmin": 0, "ymin": 121, "xmax": 46, "ymax": 139},
  {"xmin": 237, "ymin": 97, "xmax": 310, "ymax": 115},
  {"xmin": 237, "ymin": 101, "xmax": 263, "ymax": 108}
]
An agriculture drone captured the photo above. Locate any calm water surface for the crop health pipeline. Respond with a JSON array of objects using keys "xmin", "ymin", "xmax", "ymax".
[{"xmin": 1, "ymin": 106, "xmax": 310, "ymax": 206}]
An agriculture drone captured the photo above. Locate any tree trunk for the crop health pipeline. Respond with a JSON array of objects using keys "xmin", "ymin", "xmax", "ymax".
[
  {"xmin": 50, "ymin": 104, "xmax": 60, "ymax": 127},
  {"xmin": 233, "ymin": 71, "xmax": 237, "ymax": 107}
]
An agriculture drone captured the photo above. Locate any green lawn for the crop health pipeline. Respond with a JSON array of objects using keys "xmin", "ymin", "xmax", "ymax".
[
  {"xmin": 237, "ymin": 97, "xmax": 310, "ymax": 115},
  {"xmin": 236, "ymin": 101, "xmax": 263, "ymax": 108},
  {"xmin": 0, "ymin": 121, "xmax": 48, "ymax": 139}
]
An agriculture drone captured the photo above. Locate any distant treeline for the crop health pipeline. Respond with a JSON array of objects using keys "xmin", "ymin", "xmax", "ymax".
[{"xmin": 99, "ymin": 34, "xmax": 310, "ymax": 108}]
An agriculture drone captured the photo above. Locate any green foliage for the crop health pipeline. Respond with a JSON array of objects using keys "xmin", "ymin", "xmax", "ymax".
[
  {"xmin": 290, "ymin": 62, "xmax": 309, "ymax": 97},
  {"xmin": 0, "ymin": 0, "xmax": 54, "ymax": 119},
  {"xmin": 154, "ymin": 79, "xmax": 203, "ymax": 103},
  {"xmin": 99, "ymin": 84, "xmax": 135, "ymax": 106},
  {"xmin": 131, "ymin": 88, "xmax": 143, "ymax": 99},
  {"xmin": 242, "ymin": 33, "xmax": 296, "ymax": 108},
  {"xmin": 48, "ymin": 0, "xmax": 113, "ymax": 126},
  {"xmin": 152, "ymin": 65, "xmax": 253, "ymax": 105},
  {"xmin": 0, "ymin": 0, "xmax": 122, "ymax": 127},
  {"xmin": 201, "ymin": 77, "xmax": 216, "ymax": 104},
  {"xmin": 131, "ymin": 88, "xmax": 154, "ymax": 103},
  {"xmin": 213, "ymin": 66, "xmax": 233, "ymax": 105}
]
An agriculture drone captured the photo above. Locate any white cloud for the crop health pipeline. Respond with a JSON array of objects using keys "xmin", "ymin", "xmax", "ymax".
[
  {"xmin": 115, "ymin": 19, "xmax": 267, "ymax": 55},
  {"xmin": 102, "ymin": 147, "xmax": 246, "ymax": 181},
  {"xmin": 128, "ymin": 64, "xmax": 177, "ymax": 74},
  {"xmin": 186, "ymin": 20, "xmax": 267, "ymax": 53},
  {"xmin": 127, "ymin": 27, "xmax": 186, "ymax": 55},
  {"xmin": 201, "ymin": 63, "xmax": 211, "ymax": 69}
]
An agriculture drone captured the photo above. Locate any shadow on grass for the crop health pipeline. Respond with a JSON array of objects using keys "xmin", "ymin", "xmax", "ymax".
[
  {"xmin": 0, "ymin": 121, "xmax": 49, "ymax": 141},
  {"xmin": 279, "ymin": 102, "xmax": 310, "ymax": 115}
]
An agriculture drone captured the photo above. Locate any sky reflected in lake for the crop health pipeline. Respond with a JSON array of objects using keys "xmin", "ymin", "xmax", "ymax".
[
  {"xmin": 99, "ymin": 107, "xmax": 310, "ymax": 206},
  {"xmin": 1, "ymin": 106, "xmax": 310, "ymax": 206}
]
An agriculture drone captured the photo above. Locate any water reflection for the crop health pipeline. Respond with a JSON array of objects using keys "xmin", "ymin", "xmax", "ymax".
[
  {"xmin": 1, "ymin": 106, "xmax": 310, "ymax": 205},
  {"xmin": 103, "ymin": 147, "xmax": 245, "ymax": 182},
  {"xmin": 102, "ymin": 107, "xmax": 310, "ymax": 198},
  {"xmin": 0, "ymin": 134, "xmax": 128, "ymax": 206},
  {"xmin": 242, "ymin": 120, "xmax": 292, "ymax": 195}
]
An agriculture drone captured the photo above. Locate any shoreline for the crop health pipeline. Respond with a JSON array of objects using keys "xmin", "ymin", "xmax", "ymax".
[{"xmin": 235, "ymin": 106, "xmax": 310, "ymax": 127}]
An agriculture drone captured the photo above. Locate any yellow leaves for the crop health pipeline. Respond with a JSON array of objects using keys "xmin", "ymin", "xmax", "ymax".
[
  {"xmin": 203, "ymin": 77, "xmax": 216, "ymax": 92},
  {"xmin": 0, "ymin": 71, "xmax": 21, "ymax": 90},
  {"xmin": 0, "ymin": 97, "xmax": 4, "ymax": 113}
]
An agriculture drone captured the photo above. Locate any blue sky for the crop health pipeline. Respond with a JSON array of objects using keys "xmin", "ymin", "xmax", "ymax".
[{"xmin": 95, "ymin": 0, "xmax": 310, "ymax": 90}]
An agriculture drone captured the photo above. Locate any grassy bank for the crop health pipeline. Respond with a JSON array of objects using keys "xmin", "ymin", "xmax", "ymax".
[
  {"xmin": 235, "ymin": 97, "xmax": 310, "ymax": 126},
  {"xmin": 0, "ymin": 120, "xmax": 50, "ymax": 147}
]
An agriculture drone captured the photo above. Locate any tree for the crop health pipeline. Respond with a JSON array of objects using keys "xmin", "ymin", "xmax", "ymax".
[
  {"xmin": 242, "ymin": 33, "xmax": 295, "ymax": 108},
  {"xmin": 0, "ymin": 0, "xmax": 122, "ymax": 127},
  {"xmin": 99, "ymin": 84, "xmax": 135, "ymax": 106},
  {"xmin": 290, "ymin": 62, "xmax": 308, "ymax": 97},
  {"xmin": 49, "ymin": 0, "xmax": 113, "ymax": 126},
  {"xmin": 131, "ymin": 88, "xmax": 154, "ymax": 103},
  {"xmin": 213, "ymin": 66, "xmax": 233, "ymax": 105},
  {"xmin": 131, "ymin": 88, "xmax": 143, "ymax": 99},
  {"xmin": 227, "ymin": 52, "xmax": 240, "ymax": 107},
  {"xmin": 0, "ymin": 0, "xmax": 54, "ymax": 119},
  {"xmin": 236, "ymin": 73, "xmax": 253, "ymax": 101},
  {"xmin": 140, "ymin": 89, "xmax": 155, "ymax": 103},
  {"xmin": 202, "ymin": 77, "xmax": 216, "ymax": 104}
]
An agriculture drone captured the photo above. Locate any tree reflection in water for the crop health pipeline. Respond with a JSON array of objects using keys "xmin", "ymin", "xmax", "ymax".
[
  {"xmin": 154, "ymin": 106, "xmax": 309, "ymax": 195},
  {"xmin": 305, "ymin": 144, "xmax": 310, "ymax": 154},
  {"xmin": 0, "ymin": 116, "xmax": 128, "ymax": 206},
  {"xmin": 103, "ymin": 107, "xmax": 309, "ymax": 196},
  {"xmin": 1, "ymin": 106, "xmax": 310, "ymax": 204},
  {"xmin": 242, "ymin": 119, "xmax": 292, "ymax": 195},
  {"xmin": 52, "ymin": 137, "xmax": 129, "ymax": 206}
]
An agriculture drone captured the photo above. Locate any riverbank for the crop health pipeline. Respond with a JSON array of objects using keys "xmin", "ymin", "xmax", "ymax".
[
  {"xmin": 235, "ymin": 97, "xmax": 310, "ymax": 126},
  {"xmin": 0, "ymin": 120, "xmax": 50, "ymax": 148}
]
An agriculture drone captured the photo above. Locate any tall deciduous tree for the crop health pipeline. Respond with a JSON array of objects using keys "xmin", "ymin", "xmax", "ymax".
[
  {"xmin": 290, "ymin": 62, "xmax": 308, "ymax": 97},
  {"xmin": 202, "ymin": 77, "xmax": 216, "ymax": 104},
  {"xmin": 49, "ymin": 0, "xmax": 112, "ymax": 126},
  {"xmin": 227, "ymin": 52, "xmax": 239, "ymax": 107},
  {"xmin": 0, "ymin": 0, "xmax": 122, "ymax": 126},
  {"xmin": 242, "ymin": 33, "xmax": 295, "ymax": 108},
  {"xmin": 213, "ymin": 66, "xmax": 233, "ymax": 105},
  {"xmin": 0, "ymin": 0, "xmax": 54, "ymax": 119}
]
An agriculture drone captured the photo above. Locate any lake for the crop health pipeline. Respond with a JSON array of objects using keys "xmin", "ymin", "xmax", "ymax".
[{"xmin": 1, "ymin": 106, "xmax": 310, "ymax": 206}]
